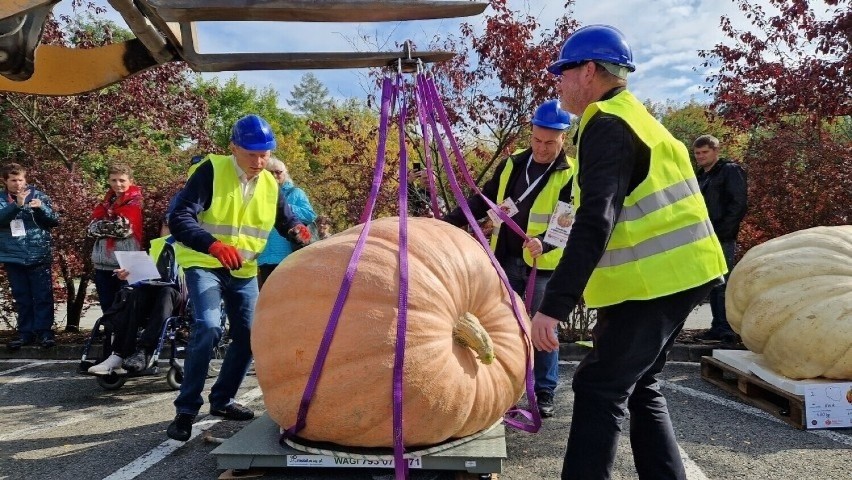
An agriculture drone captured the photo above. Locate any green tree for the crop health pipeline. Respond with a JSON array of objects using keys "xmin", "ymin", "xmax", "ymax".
[
  {"xmin": 194, "ymin": 75, "xmax": 303, "ymax": 151},
  {"xmin": 649, "ymin": 100, "xmax": 745, "ymax": 163},
  {"xmin": 287, "ymin": 73, "xmax": 335, "ymax": 117}
]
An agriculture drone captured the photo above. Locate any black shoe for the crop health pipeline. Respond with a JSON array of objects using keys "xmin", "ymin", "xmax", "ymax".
[
  {"xmin": 718, "ymin": 332, "xmax": 741, "ymax": 348},
  {"xmin": 123, "ymin": 351, "xmax": 148, "ymax": 372},
  {"xmin": 536, "ymin": 391, "xmax": 555, "ymax": 418},
  {"xmin": 210, "ymin": 403, "xmax": 254, "ymax": 421},
  {"xmin": 40, "ymin": 337, "xmax": 55, "ymax": 349},
  {"xmin": 694, "ymin": 329, "xmax": 725, "ymax": 343},
  {"xmin": 166, "ymin": 413, "xmax": 196, "ymax": 441},
  {"xmin": 6, "ymin": 338, "xmax": 35, "ymax": 351}
]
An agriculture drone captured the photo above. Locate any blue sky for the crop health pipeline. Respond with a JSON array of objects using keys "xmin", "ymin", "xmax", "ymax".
[{"xmin": 53, "ymin": 1, "xmax": 790, "ymax": 107}]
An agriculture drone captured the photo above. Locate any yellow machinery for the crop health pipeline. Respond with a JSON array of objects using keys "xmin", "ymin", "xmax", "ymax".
[{"xmin": 0, "ymin": 0, "xmax": 487, "ymax": 95}]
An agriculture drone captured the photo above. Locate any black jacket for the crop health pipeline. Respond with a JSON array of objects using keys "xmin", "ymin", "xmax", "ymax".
[
  {"xmin": 443, "ymin": 147, "xmax": 572, "ymax": 263},
  {"xmin": 696, "ymin": 159, "xmax": 747, "ymax": 242}
]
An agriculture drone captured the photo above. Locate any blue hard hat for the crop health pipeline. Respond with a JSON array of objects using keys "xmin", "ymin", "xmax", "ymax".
[
  {"xmin": 231, "ymin": 114, "xmax": 276, "ymax": 151},
  {"xmin": 547, "ymin": 24, "xmax": 635, "ymax": 76},
  {"xmin": 531, "ymin": 100, "xmax": 571, "ymax": 131}
]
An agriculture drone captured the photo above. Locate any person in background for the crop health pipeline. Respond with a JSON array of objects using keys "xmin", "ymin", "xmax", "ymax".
[
  {"xmin": 86, "ymin": 241, "xmax": 181, "ymax": 375},
  {"xmin": 88, "ymin": 164, "xmax": 143, "ymax": 313},
  {"xmin": 315, "ymin": 215, "xmax": 333, "ymax": 240},
  {"xmin": 443, "ymin": 99, "xmax": 575, "ymax": 418},
  {"xmin": 1, "ymin": 163, "xmax": 59, "ymax": 349},
  {"xmin": 165, "ymin": 114, "xmax": 311, "ymax": 442},
  {"xmin": 692, "ymin": 134, "xmax": 748, "ymax": 344},
  {"xmin": 257, "ymin": 158, "xmax": 317, "ymax": 288},
  {"xmin": 534, "ymin": 24, "xmax": 728, "ymax": 479}
]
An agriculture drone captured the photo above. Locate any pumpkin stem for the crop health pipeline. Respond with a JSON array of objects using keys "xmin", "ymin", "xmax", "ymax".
[{"xmin": 453, "ymin": 312, "xmax": 495, "ymax": 365}]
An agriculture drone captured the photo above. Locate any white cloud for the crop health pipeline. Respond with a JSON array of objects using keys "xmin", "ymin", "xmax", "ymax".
[{"xmin": 48, "ymin": 0, "xmax": 792, "ymax": 105}]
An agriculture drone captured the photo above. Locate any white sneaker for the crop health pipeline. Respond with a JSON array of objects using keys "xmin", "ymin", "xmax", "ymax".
[{"xmin": 88, "ymin": 354, "xmax": 127, "ymax": 375}]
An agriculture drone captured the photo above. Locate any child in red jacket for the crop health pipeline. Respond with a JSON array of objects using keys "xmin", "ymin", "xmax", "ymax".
[{"xmin": 88, "ymin": 164, "xmax": 144, "ymax": 313}]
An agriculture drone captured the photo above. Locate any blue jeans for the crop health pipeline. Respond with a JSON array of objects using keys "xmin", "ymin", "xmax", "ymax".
[
  {"xmin": 708, "ymin": 241, "xmax": 736, "ymax": 334},
  {"xmin": 175, "ymin": 267, "xmax": 258, "ymax": 415},
  {"xmin": 503, "ymin": 257, "xmax": 558, "ymax": 395},
  {"xmin": 5, "ymin": 262, "xmax": 54, "ymax": 342}
]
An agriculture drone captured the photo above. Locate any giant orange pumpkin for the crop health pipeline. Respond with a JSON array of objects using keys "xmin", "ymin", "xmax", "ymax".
[{"xmin": 252, "ymin": 216, "xmax": 530, "ymax": 447}]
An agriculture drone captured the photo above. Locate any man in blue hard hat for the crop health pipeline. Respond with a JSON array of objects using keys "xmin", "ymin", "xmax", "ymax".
[
  {"xmin": 443, "ymin": 99, "xmax": 575, "ymax": 418},
  {"xmin": 165, "ymin": 114, "xmax": 313, "ymax": 441},
  {"xmin": 531, "ymin": 25, "xmax": 727, "ymax": 479}
]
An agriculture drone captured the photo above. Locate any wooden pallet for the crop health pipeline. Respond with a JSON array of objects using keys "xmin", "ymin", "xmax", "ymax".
[{"xmin": 700, "ymin": 356, "xmax": 805, "ymax": 429}]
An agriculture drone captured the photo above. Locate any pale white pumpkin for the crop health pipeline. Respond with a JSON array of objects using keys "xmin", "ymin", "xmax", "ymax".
[{"xmin": 726, "ymin": 225, "xmax": 852, "ymax": 379}]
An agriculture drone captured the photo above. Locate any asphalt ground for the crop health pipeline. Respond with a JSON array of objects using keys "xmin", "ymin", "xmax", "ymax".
[{"xmin": 1, "ymin": 360, "xmax": 849, "ymax": 480}]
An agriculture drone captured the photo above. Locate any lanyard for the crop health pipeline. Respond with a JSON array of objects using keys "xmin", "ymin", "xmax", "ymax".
[{"xmin": 517, "ymin": 156, "xmax": 553, "ymax": 204}]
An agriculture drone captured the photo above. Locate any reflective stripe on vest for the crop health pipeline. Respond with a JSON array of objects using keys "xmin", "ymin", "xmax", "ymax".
[
  {"xmin": 575, "ymin": 90, "xmax": 727, "ymax": 307},
  {"xmin": 174, "ymin": 154, "xmax": 278, "ymax": 278},
  {"xmin": 491, "ymin": 151, "xmax": 574, "ymax": 270}
]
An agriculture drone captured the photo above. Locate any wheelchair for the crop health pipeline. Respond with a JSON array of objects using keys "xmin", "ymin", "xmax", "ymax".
[
  {"xmin": 78, "ymin": 240, "xmax": 230, "ymax": 391},
  {"xmin": 78, "ymin": 297, "xmax": 230, "ymax": 391}
]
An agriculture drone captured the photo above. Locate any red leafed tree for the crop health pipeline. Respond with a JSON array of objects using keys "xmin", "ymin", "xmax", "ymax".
[
  {"xmin": 700, "ymin": 0, "xmax": 851, "ymax": 253},
  {"xmin": 0, "ymin": 12, "xmax": 211, "ymax": 330},
  {"xmin": 307, "ymin": 1, "xmax": 579, "ymax": 226},
  {"xmin": 426, "ymin": 0, "xmax": 578, "ymax": 181}
]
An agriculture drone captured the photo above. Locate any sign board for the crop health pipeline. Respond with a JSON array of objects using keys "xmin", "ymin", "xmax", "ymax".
[
  {"xmin": 285, "ymin": 454, "xmax": 423, "ymax": 469},
  {"xmin": 804, "ymin": 383, "xmax": 852, "ymax": 429}
]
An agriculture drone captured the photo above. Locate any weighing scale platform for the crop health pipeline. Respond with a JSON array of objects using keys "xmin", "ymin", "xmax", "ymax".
[{"xmin": 212, "ymin": 414, "xmax": 505, "ymax": 474}]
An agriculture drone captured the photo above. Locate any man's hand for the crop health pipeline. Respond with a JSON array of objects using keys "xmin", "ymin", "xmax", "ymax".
[
  {"xmin": 208, "ymin": 241, "xmax": 243, "ymax": 270},
  {"xmin": 113, "ymin": 268, "xmax": 130, "ymax": 281},
  {"xmin": 15, "ymin": 189, "xmax": 31, "ymax": 206},
  {"xmin": 531, "ymin": 312, "xmax": 560, "ymax": 352},
  {"xmin": 28, "ymin": 198, "xmax": 42, "ymax": 209},
  {"xmin": 289, "ymin": 224, "xmax": 312, "ymax": 247},
  {"xmin": 524, "ymin": 238, "xmax": 543, "ymax": 258}
]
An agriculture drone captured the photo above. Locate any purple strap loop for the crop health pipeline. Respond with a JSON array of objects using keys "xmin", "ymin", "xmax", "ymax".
[
  {"xmin": 416, "ymin": 74, "xmax": 541, "ymax": 432},
  {"xmin": 413, "ymin": 84, "xmax": 443, "ymax": 219}
]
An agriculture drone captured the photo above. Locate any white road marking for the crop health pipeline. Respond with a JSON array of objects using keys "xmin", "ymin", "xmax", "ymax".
[
  {"xmin": 0, "ymin": 361, "xmax": 52, "ymax": 376},
  {"xmin": 678, "ymin": 445, "xmax": 710, "ymax": 480},
  {"xmin": 0, "ymin": 360, "xmax": 74, "ymax": 375},
  {"xmin": 102, "ymin": 386, "xmax": 264, "ymax": 480},
  {"xmin": 0, "ymin": 359, "xmax": 78, "ymax": 363},
  {"xmin": 0, "ymin": 391, "xmax": 174, "ymax": 441},
  {"xmin": 662, "ymin": 380, "xmax": 852, "ymax": 448}
]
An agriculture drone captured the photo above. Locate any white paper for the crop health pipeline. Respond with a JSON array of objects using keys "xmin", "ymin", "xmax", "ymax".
[
  {"xmin": 114, "ymin": 251, "xmax": 161, "ymax": 285},
  {"xmin": 10, "ymin": 219, "xmax": 26, "ymax": 237}
]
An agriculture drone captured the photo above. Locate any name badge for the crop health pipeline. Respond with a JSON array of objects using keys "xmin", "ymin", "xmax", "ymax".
[
  {"xmin": 10, "ymin": 219, "xmax": 26, "ymax": 237},
  {"xmin": 487, "ymin": 198, "xmax": 520, "ymax": 226},
  {"xmin": 544, "ymin": 201, "xmax": 574, "ymax": 248}
]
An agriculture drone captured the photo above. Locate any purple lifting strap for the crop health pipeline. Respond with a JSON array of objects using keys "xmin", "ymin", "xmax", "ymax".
[
  {"xmin": 393, "ymin": 74, "xmax": 411, "ymax": 479},
  {"xmin": 282, "ymin": 76, "xmax": 396, "ymax": 441},
  {"xmin": 416, "ymin": 74, "xmax": 541, "ymax": 432},
  {"xmin": 282, "ymin": 73, "xmax": 542, "ymax": 480}
]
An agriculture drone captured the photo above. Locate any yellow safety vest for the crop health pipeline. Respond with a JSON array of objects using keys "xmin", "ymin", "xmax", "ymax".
[
  {"xmin": 491, "ymin": 151, "xmax": 574, "ymax": 270},
  {"xmin": 149, "ymin": 236, "xmax": 167, "ymax": 265},
  {"xmin": 174, "ymin": 154, "xmax": 278, "ymax": 278},
  {"xmin": 575, "ymin": 90, "xmax": 727, "ymax": 307}
]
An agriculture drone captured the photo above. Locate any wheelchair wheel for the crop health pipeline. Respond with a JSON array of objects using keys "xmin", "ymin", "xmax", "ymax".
[
  {"xmin": 207, "ymin": 338, "xmax": 230, "ymax": 377},
  {"xmin": 166, "ymin": 365, "xmax": 183, "ymax": 390},
  {"xmin": 96, "ymin": 373, "xmax": 127, "ymax": 391}
]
